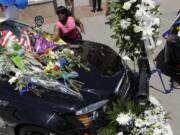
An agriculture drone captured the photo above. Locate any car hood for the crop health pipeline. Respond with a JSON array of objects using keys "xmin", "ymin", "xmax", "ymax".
[
  {"xmin": 0, "ymin": 40, "xmax": 126, "ymax": 113},
  {"xmin": 76, "ymin": 40, "xmax": 125, "ymax": 97},
  {"xmin": 42, "ymin": 40, "xmax": 126, "ymax": 111}
]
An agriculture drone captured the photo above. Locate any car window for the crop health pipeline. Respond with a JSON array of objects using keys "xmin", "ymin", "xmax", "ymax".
[{"xmin": 0, "ymin": 20, "xmax": 30, "ymax": 37}]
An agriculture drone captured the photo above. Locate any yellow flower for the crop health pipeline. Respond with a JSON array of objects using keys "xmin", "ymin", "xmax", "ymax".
[
  {"xmin": 44, "ymin": 61, "xmax": 54, "ymax": 72},
  {"xmin": 48, "ymin": 50, "xmax": 56, "ymax": 59}
]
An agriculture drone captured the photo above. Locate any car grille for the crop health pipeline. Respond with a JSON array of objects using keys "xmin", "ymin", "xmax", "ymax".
[{"xmin": 114, "ymin": 72, "xmax": 130, "ymax": 98}]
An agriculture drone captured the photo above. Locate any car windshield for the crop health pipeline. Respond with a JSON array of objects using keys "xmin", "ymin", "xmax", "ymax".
[{"xmin": 0, "ymin": 20, "xmax": 29, "ymax": 37}]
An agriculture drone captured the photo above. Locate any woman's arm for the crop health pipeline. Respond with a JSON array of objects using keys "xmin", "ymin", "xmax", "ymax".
[
  {"xmin": 57, "ymin": 17, "xmax": 76, "ymax": 35},
  {"xmin": 75, "ymin": 18, "xmax": 85, "ymax": 34},
  {"xmin": 52, "ymin": 24, "xmax": 60, "ymax": 42}
]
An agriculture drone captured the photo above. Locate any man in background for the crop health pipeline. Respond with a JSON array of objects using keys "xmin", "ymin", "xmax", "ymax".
[{"xmin": 91, "ymin": 0, "xmax": 102, "ymax": 12}]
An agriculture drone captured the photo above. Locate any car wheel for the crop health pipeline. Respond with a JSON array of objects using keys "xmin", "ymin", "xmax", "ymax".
[{"xmin": 19, "ymin": 126, "xmax": 57, "ymax": 135}]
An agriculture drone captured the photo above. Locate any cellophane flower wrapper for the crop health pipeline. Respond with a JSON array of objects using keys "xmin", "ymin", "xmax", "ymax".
[
  {"xmin": 34, "ymin": 34, "xmax": 59, "ymax": 54},
  {"xmin": 0, "ymin": 27, "xmax": 89, "ymax": 98}
]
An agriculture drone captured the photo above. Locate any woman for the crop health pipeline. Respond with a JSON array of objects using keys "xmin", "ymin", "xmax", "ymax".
[{"xmin": 52, "ymin": 6, "xmax": 82, "ymax": 42}]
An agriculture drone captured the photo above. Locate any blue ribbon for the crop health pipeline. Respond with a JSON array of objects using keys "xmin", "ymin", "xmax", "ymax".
[
  {"xmin": 162, "ymin": 20, "xmax": 180, "ymax": 39},
  {"xmin": 62, "ymin": 72, "xmax": 79, "ymax": 86}
]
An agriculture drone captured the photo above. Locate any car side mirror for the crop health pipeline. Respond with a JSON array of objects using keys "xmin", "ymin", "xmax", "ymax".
[{"xmin": 34, "ymin": 16, "xmax": 44, "ymax": 27}]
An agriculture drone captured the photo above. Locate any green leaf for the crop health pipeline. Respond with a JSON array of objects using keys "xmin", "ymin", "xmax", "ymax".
[{"xmin": 10, "ymin": 55, "xmax": 26, "ymax": 71}]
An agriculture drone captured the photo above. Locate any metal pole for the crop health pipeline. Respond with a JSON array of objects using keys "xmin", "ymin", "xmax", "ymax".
[{"xmin": 53, "ymin": 0, "xmax": 58, "ymax": 11}]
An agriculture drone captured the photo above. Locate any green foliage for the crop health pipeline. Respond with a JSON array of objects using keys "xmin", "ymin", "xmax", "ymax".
[{"xmin": 108, "ymin": 0, "xmax": 142, "ymax": 60}]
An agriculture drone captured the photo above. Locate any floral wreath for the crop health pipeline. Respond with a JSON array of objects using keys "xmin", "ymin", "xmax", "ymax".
[{"xmin": 108, "ymin": 0, "xmax": 161, "ymax": 60}]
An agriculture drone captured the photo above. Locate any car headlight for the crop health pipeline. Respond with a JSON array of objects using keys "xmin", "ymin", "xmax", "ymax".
[
  {"xmin": 76, "ymin": 100, "xmax": 108, "ymax": 127},
  {"xmin": 75, "ymin": 99, "xmax": 109, "ymax": 116}
]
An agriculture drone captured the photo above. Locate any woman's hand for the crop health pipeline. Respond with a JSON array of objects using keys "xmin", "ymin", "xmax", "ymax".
[{"xmin": 80, "ymin": 24, "xmax": 85, "ymax": 34}]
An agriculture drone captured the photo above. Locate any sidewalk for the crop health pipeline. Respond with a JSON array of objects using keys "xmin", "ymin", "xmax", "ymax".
[
  {"xmin": 44, "ymin": 1, "xmax": 107, "ymax": 24},
  {"xmin": 57, "ymin": 0, "xmax": 106, "ymax": 7}
]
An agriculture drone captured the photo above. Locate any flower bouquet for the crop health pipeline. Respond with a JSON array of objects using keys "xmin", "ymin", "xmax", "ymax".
[
  {"xmin": 0, "ymin": 27, "xmax": 90, "ymax": 97},
  {"xmin": 98, "ymin": 96, "xmax": 172, "ymax": 135},
  {"xmin": 108, "ymin": 0, "xmax": 161, "ymax": 60}
]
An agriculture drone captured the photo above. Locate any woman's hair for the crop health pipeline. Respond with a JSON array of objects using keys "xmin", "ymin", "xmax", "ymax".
[{"xmin": 56, "ymin": 6, "xmax": 71, "ymax": 17}]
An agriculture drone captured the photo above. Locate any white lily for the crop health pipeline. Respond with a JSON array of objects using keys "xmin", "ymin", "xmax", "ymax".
[
  {"xmin": 124, "ymin": 36, "xmax": 130, "ymax": 40},
  {"xmin": 120, "ymin": 19, "xmax": 131, "ymax": 30},
  {"xmin": 135, "ymin": 9, "xmax": 143, "ymax": 19},
  {"xmin": 153, "ymin": 18, "xmax": 161, "ymax": 26},
  {"xmin": 122, "ymin": 56, "xmax": 131, "ymax": 61},
  {"xmin": 153, "ymin": 128, "xmax": 162, "ymax": 135},
  {"xmin": 135, "ymin": 118, "xmax": 146, "ymax": 128},
  {"xmin": 130, "ymin": 0, "xmax": 137, "ymax": 3},
  {"xmin": 8, "ymin": 77, "xmax": 18, "ymax": 84},
  {"xmin": 122, "ymin": 1, "xmax": 132, "ymax": 11},
  {"xmin": 133, "ymin": 25, "xmax": 141, "ymax": 33},
  {"xmin": 117, "ymin": 132, "xmax": 123, "ymax": 135}
]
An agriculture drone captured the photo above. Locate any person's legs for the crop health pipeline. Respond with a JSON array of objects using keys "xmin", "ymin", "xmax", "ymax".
[
  {"xmin": 70, "ymin": 0, "xmax": 74, "ymax": 16},
  {"xmin": 64, "ymin": 0, "xmax": 70, "ymax": 6},
  {"xmin": 97, "ymin": 0, "xmax": 102, "ymax": 11},
  {"xmin": 91, "ymin": 0, "xmax": 96, "ymax": 12},
  {"xmin": 64, "ymin": 0, "xmax": 74, "ymax": 16}
]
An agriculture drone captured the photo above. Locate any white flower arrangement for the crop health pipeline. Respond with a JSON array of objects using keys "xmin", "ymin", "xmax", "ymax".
[
  {"xmin": 119, "ymin": 97, "xmax": 170, "ymax": 134},
  {"xmin": 108, "ymin": 0, "xmax": 161, "ymax": 60},
  {"xmin": 120, "ymin": 19, "xmax": 131, "ymax": 30},
  {"xmin": 98, "ymin": 96, "xmax": 172, "ymax": 135}
]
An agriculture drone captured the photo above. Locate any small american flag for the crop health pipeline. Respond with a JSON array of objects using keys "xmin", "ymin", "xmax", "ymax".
[{"xmin": 0, "ymin": 30, "xmax": 33, "ymax": 51}]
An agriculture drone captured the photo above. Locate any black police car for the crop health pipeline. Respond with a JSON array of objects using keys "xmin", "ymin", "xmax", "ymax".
[{"xmin": 0, "ymin": 18, "xmax": 149, "ymax": 135}]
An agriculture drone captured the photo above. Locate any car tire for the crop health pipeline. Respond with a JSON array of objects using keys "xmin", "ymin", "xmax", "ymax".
[{"xmin": 19, "ymin": 126, "xmax": 57, "ymax": 135}]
